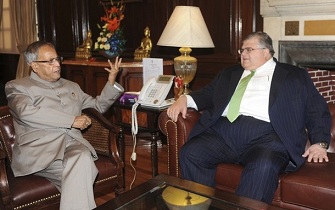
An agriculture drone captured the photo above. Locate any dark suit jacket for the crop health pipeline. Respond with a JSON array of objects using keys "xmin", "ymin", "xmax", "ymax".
[{"xmin": 189, "ymin": 59, "xmax": 331, "ymax": 171}]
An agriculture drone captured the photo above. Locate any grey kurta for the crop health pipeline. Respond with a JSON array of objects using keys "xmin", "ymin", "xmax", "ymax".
[{"xmin": 5, "ymin": 72, "xmax": 124, "ymax": 176}]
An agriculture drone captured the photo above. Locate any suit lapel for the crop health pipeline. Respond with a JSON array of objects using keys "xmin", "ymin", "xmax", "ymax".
[
  {"xmin": 215, "ymin": 67, "xmax": 243, "ymax": 116},
  {"xmin": 228, "ymin": 68, "xmax": 244, "ymax": 97},
  {"xmin": 269, "ymin": 63, "xmax": 289, "ymax": 108}
]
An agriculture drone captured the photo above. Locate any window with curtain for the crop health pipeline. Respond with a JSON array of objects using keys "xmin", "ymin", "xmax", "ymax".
[
  {"xmin": 0, "ymin": 0, "xmax": 17, "ymax": 53},
  {"xmin": 0, "ymin": 0, "xmax": 38, "ymax": 54}
]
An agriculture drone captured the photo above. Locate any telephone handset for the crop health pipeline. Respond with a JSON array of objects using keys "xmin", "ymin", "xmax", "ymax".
[{"xmin": 138, "ymin": 75, "xmax": 175, "ymax": 108}]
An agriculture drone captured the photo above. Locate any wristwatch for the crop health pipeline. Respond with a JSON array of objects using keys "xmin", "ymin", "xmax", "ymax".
[{"xmin": 318, "ymin": 141, "xmax": 329, "ymax": 150}]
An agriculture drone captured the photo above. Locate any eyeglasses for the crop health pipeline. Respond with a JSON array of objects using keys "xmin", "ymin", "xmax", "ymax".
[
  {"xmin": 33, "ymin": 56, "xmax": 63, "ymax": 65},
  {"xmin": 238, "ymin": 48, "xmax": 266, "ymax": 55}
]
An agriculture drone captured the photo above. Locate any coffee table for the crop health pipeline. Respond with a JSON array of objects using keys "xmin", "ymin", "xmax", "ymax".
[{"xmin": 96, "ymin": 174, "xmax": 285, "ymax": 210}]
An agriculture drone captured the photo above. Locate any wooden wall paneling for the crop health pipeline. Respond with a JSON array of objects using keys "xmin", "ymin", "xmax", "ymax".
[
  {"xmin": 36, "ymin": 0, "xmax": 262, "ymax": 92},
  {"xmin": 0, "ymin": 54, "xmax": 19, "ymax": 83},
  {"xmin": 70, "ymin": 0, "xmax": 90, "ymax": 57},
  {"xmin": 188, "ymin": 0, "xmax": 239, "ymax": 90},
  {"xmin": 186, "ymin": 0, "xmax": 235, "ymax": 90},
  {"xmin": 36, "ymin": 0, "xmax": 55, "ymax": 43},
  {"xmin": 36, "ymin": 0, "xmax": 262, "ymax": 58},
  {"xmin": 54, "ymin": 0, "xmax": 83, "ymax": 57},
  {"xmin": 85, "ymin": 0, "xmax": 176, "ymax": 58},
  {"xmin": 190, "ymin": 0, "xmax": 263, "ymax": 90},
  {"xmin": 64, "ymin": 64, "xmax": 109, "ymax": 97},
  {"xmin": 0, "ymin": 54, "xmax": 18, "ymax": 105},
  {"xmin": 37, "ymin": 0, "xmax": 91, "ymax": 58},
  {"xmin": 88, "ymin": 1, "xmax": 156, "ymax": 58},
  {"xmin": 91, "ymin": 67, "xmax": 109, "ymax": 96},
  {"xmin": 120, "ymin": 0, "xmax": 174, "ymax": 57},
  {"xmin": 119, "ymin": 68, "xmax": 144, "ymax": 92},
  {"xmin": 239, "ymin": 0, "xmax": 264, "ymax": 41},
  {"xmin": 176, "ymin": 0, "xmax": 198, "ymax": 6},
  {"xmin": 64, "ymin": 65, "xmax": 90, "ymax": 94},
  {"xmin": 87, "ymin": 0, "xmax": 108, "ymax": 58}
]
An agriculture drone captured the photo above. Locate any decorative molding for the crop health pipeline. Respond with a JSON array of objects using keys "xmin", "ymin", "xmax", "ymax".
[
  {"xmin": 261, "ymin": 0, "xmax": 335, "ymax": 17},
  {"xmin": 279, "ymin": 41, "xmax": 335, "ymax": 70}
]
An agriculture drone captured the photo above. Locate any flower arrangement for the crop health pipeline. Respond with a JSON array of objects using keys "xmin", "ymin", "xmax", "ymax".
[
  {"xmin": 174, "ymin": 76, "xmax": 184, "ymax": 99},
  {"xmin": 94, "ymin": 0, "xmax": 126, "ymax": 57}
]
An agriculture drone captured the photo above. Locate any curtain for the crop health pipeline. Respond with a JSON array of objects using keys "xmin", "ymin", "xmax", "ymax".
[
  {"xmin": 0, "ymin": 0, "xmax": 3, "ymax": 26},
  {"xmin": 10, "ymin": 0, "xmax": 37, "ymax": 79}
]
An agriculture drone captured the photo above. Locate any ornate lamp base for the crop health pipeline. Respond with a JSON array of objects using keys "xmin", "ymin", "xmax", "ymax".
[{"xmin": 174, "ymin": 47, "xmax": 197, "ymax": 95}]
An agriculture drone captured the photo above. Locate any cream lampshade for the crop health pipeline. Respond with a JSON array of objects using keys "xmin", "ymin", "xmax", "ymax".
[{"xmin": 157, "ymin": 6, "xmax": 215, "ymax": 94}]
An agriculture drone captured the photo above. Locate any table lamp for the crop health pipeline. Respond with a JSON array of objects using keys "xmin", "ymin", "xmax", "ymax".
[{"xmin": 157, "ymin": 6, "xmax": 214, "ymax": 94}]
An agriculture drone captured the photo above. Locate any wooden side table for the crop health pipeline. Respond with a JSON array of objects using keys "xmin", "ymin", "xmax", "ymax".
[
  {"xmin": 62, "ymin": 58, "xmax": 174, "ymax": 177},
  {"xmin": 113, "ymin": 101, "xmax": 169, "ymax": 177}
]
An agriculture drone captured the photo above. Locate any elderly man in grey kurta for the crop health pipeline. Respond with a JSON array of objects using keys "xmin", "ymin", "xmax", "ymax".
[{"xmin": 5, "ymin": 41, "xmax": 124, "ymax": 210}]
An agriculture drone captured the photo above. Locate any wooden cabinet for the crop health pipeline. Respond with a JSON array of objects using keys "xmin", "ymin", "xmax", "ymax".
[{"xmin": 62, "ymin": 58, "xmax": 174, "ymax": 96}]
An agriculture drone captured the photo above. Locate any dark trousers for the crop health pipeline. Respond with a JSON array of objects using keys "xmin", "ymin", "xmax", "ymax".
[{"xmin": 180, "ymin": 116, "xmax": 290, "ymax": 203}]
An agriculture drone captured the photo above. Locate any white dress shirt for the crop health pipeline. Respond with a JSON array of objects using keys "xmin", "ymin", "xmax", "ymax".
[{"xmin": 186, "ymin": 58, "xmax": 276, "ymax": 122}]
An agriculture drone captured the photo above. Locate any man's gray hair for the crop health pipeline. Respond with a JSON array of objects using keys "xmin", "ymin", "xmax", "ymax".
[
  {"xmin": 243, "ymin": 31, "xmax": 275, "ymax": 56},
  {"xmin": 24, "ymin": 41, "xmax": 55, "ymax": 64}
]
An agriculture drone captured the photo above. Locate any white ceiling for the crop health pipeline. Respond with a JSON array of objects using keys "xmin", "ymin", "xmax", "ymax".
[{"xmin": 261, "ymin": 0, "xmax": 335, "ymax": 17}]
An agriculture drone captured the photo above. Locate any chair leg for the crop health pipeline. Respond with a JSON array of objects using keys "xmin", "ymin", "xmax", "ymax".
[{"xmin": 116, "ymin": 127, "xmax": 125, "ymax": 195}]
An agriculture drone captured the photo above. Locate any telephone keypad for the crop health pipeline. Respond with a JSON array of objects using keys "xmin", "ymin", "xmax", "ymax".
[{"xmin": 148, "ymin": 89, "xmax": 158, "ymax": 98}]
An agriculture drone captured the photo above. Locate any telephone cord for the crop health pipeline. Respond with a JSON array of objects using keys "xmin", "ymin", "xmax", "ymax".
[{"xmin": 130, "ymin": 101, "xmax": 139, "ymax": 189}]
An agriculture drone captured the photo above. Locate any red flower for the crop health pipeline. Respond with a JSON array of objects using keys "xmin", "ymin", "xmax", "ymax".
[
  {"xmin": 100, "ymin": 0, "xmax": 125, "ymax": 33},
  {"xmin": 110, "ymin": 6, "xmax": 118, "ymax": 14},
  {"xmin": 94, "ymin": 1, "xmax": 126, "ymax": 51},
  {"xmin": 175, "ymin": 76, "xmax": 184, "ymax": 88},
  {"xmin": 106, "ymin": 18, "xmax": 119, "ymax": 32}
]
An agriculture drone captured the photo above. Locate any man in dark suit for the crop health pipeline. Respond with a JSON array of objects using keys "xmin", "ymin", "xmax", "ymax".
[{"xmin": 167, "ymin": 31, "xmax": 331, "ymax": 204}]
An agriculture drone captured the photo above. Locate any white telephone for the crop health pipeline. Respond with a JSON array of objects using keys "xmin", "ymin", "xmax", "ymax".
[
  {"xmin": 130, "ymin": 75, "xmax": 174, "ymax": 163},
  {"xmin": 138, "ymin": 75, "xmax": 175, "ymax": 108}
]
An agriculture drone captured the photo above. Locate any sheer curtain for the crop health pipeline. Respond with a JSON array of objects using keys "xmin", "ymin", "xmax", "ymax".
[{"xmin": 10, "ymin": 0, "xmax": 37, "ymax": 79}]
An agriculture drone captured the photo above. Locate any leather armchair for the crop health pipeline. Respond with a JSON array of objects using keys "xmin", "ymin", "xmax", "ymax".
[
  {"xmin": 0, "ymin": 106, "xmax": 125, "ymax": 210},
  {"xmin": 159, "ymin": 104, "xmax": 335, "ymax": 210}
]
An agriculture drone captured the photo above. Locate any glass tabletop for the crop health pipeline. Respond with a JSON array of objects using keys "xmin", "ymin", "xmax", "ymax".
[
  {"xmin": 96, "ymin": 174, "xmax": 284, "ymax": 210},
  {"xmin": 113, "ymin": 183, "xmax": 249, "ymax": 210}
]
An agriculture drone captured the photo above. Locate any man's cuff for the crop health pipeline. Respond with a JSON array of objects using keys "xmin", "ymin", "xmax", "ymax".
[{"xmin": 185, "ymin": 95, "xmax": 198, "ymax": 110}]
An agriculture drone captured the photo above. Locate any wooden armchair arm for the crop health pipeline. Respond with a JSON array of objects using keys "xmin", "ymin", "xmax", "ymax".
[
  {"xmin": 0, "ymin": 147, "xmax": 5, "ymax": 160},
  {"xmin": 158, "ymin": 108, "xmax": 201, "ymax": 177},
  {"xmin": 0, "ymin": 147, "xmax": 11, "ymax": 209},
  {"xmin": 82, "ymin": 108, "xmax": 124, "ymax": 169}
]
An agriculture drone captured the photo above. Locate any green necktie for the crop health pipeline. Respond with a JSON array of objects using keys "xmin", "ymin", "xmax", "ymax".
[{"xmin": 227, "ymin": 70, "xmax": 255, "ymax": 122}]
